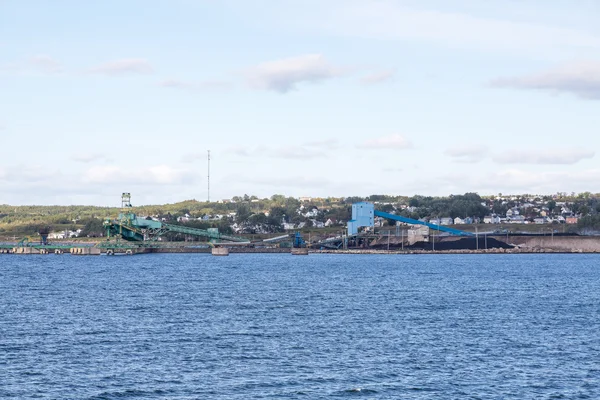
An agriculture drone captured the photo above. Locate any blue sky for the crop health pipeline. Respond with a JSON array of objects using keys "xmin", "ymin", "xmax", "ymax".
[{"xmin": 1, "ymin": 0, "xmax": 600, "ymax": 206}]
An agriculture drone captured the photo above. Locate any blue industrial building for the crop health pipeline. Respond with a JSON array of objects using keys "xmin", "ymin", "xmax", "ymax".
[{"xmin": 347, "ymin": 202, "xmax": 375, "ymax": 235}]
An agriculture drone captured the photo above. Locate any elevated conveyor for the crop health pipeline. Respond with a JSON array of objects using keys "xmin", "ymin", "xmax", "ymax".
[
  {"xmin": 105, "ymin": 217, "xmax": 250, "ymax": 243},
  {"xmin": 104, "ymin": 193, "xmax": 250, "ymax": 244},
  {"xmin": 348, "ymin": 202, "xmax": 474, "ymax": 236},
  {"xmin": 374, "ymin": 210, "xmax": 474, "ymax": 236}
]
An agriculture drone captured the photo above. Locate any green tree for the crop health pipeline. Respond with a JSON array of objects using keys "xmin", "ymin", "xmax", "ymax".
[{"xmin": 235, "ymin": 204, "xmax": 251, "ymax": 224}]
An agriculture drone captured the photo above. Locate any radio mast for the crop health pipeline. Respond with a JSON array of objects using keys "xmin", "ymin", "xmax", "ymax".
[{"xmin": 207, "ymin": 150, "xmax": 211, "ymax": 203}]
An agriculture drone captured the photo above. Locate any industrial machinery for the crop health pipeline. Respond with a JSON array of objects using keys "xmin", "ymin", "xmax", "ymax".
[
  {"xmin": 348, "ymin": 202, "xmax": 474, "ymax": 236},
  {"xmin": 103, "ymin": 193, "xmax": 250, "ymax": 244},
  {"xmin": 292, "ymin": 232, "xmax": 306, "ymax": 248}
]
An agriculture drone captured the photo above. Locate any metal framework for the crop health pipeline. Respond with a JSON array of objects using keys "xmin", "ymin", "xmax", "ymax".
[{"xmin": 104, "ymin": 193, "xmax": 250, "ymax": 244}]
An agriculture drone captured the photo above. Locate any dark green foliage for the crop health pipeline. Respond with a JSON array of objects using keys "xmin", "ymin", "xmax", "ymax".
[
  {"xmin": 79, "ymin": 218, "xmax": 104, "ymax": 237},
  {"xmin": 578, "ymin": 215, "xmax": 600, "ymax": 229}
]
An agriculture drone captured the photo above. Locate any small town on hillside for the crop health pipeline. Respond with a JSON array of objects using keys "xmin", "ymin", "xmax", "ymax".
[{"xmin": 25, "ymin": 191, "xmax": 600, "ymax": 240}]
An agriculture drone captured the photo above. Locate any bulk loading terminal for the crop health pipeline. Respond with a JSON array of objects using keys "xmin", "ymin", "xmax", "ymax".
[
  {"xmin": 0, "ymin": 194, "xmax": 310, "ymax": 256},
  {"xmin": 5, "ymin": 195, "xmax": 591, "ymax": 256}
]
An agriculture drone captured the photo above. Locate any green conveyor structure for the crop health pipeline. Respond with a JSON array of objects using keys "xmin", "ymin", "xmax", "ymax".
[{"xmin": 104, "ymin": 212, "xmax": 250, "ymax": 244}]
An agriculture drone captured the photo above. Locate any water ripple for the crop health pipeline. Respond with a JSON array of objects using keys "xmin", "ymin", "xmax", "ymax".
[{"xmin": 1, "ymin": 253, "xmax": 600, "ymax": 399}]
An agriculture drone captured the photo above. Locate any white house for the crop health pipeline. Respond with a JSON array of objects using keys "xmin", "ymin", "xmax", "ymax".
[
  {"xmin": 509, "ymin": 215, "xmax": 526, "ymax": 224},
  {"xmin": 303, "ymin": 208, "xmax": 319, "ymax": 218},
  {"xmin": 311, "ymin": 219, "xmax": 325, "ymax": 228},
  {"xmin": 483, "ymin": 215, "xmax": 501, "ymax": 224}
]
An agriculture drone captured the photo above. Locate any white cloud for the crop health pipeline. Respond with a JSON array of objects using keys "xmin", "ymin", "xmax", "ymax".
[
  {"xmin": 362, "ymin": 134, "xmax": 413, "ymax": 149},
  {"xmin": 82, "ymin": 165, "xmax": 197, "ymax": 185},
  {"xmin": 361, "ymin": 69, "xmax": 395, "ymax": 85},
  {"xmin": 491, "ymin": 61, "xmax": 600, "ymax": 99},
  {"xmin": 308, "ymin": 1, "xmax": 600, "ymax": 56},
  {"xmin": 181, "ymin": 152, "xmax": 210, "ymax": 163},
  {"xmin": 0, "ymin": 165, "xmax": 61, "ymax": 183},
  {"xmin": 226, "ymin": 144, "xmax": 327, "ymax": 159},
  {"xmin": 304, "ymin": 138, "xmax": 341, "ymax": 149},
  {"xmin": 277, "ymin": 146, "xmax": 327, "ymax": 159},
  {"xmin": 493, "ymin": 148, "xmax": 594, "ymax": 165},
  {"xmin": 159, "ymin": 79, "xmax": 231, "ymax": 90},
  {"xmin": 226, "ymin": 146, "xmax": 252, "ymax": 157},
  {"xmin": 71, "ymin": 153, "xmax": 110, "ymax": 163},
  {"xmin": 227, "ymin": 175, "xmax": 331, "ymax": 189},
  {"xmin": 246, "ymin": 54, "xmax": 342, "ymax": 93},
  {"xmin": 440, "ymin": 168, "xmax": 600, "ymax": 195},
  {"xmin": 225, "ymin": 139, "xmax": 340, "ymax": 159},
  {"xmin": 30, "ymin": 55, "xmax": 62, "ymax": 73},
  {"xmin": 90, "ymin": 58, "xmax": 153, "ymax": 76},
  {"xmin": 0, "ymin": 55, "xmax": 63, "ymax": 75},
  {"xmin": 383, "ymin": 167, "xmax": 403, "ymax": 172},
  {"xmin": 445, "ymin": 145, "xmax": 488, "ymax": 163}
]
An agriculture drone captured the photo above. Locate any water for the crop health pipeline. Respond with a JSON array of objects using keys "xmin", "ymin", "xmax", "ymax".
[{"xmin": 1, "ymin": 253, "xmax": 599, "ymax": 399}]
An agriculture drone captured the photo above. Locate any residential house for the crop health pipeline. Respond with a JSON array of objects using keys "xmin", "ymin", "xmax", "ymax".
[
  {"xmin": 509, "ymin": 215, "xmax": 526, "ymax": 224},
  {"xmin": 566, "ymin": 217, "xmax": 578, "ymax": 224},
  {"xmin": 561, "ymin": 206, "xmax": 573, "ymax": 216},
  {"xmin": 440, "ymin": 217, "xmax": 453, "ymax": 225},
  {"xmin": 483, "ymin": 215, "xmax": 500, "ymax": 224},
  {"xmin": 48, "ymin": 231, "xmax": 66, "ymax": 240},
  {"xmin": 303, "ymin": 208, "xmax": 319, "ymax": 218},
  {"xmin": 311, "ymin": 219, "xmax": 325, "ymax": 228}
]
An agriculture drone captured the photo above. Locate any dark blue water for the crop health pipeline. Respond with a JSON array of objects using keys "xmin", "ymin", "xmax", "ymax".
[{"xmin": 1, "ymin": 254, "xmax": 599, "ymax": 399}]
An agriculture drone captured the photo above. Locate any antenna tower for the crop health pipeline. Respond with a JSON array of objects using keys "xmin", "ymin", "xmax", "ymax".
[{"xmin": 207, "ymin": 150, "xmax": 211, "ymax": 203}]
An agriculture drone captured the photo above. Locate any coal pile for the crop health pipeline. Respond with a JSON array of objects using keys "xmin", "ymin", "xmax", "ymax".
[{"xmin": 410, "ymin": 237, "xmax": 513, "ymax": 251}]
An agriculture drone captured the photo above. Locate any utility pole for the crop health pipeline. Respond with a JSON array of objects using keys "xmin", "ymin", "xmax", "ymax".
[
  {"xmin": 401, "ymin": 228, "xmax": 404, "ymax": 251},
  {"xmin": 207, "ymin": 150, "xmax": 211, "ymax": 203}
]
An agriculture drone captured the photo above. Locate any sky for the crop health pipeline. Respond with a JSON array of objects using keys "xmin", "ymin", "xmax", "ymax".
[{"xmin": 1, "ymin": 0, "xmax": 600, "ymax": 206}]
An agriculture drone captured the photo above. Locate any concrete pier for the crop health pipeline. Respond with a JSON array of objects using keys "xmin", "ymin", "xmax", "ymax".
[
  {"xmin": 212, "ymin": 247, "xmax": 229, "ymax": 256},
  {"xmin": 291, "ymin": 248, "xmax": 309, "ymax": 255},
  {"xmin": 12, "ymin": 247, "xmax": 40, "ymax": 255},
  {"xmin": 70, "ymin": 247, "xmax": 101, "ymax": 255}
]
